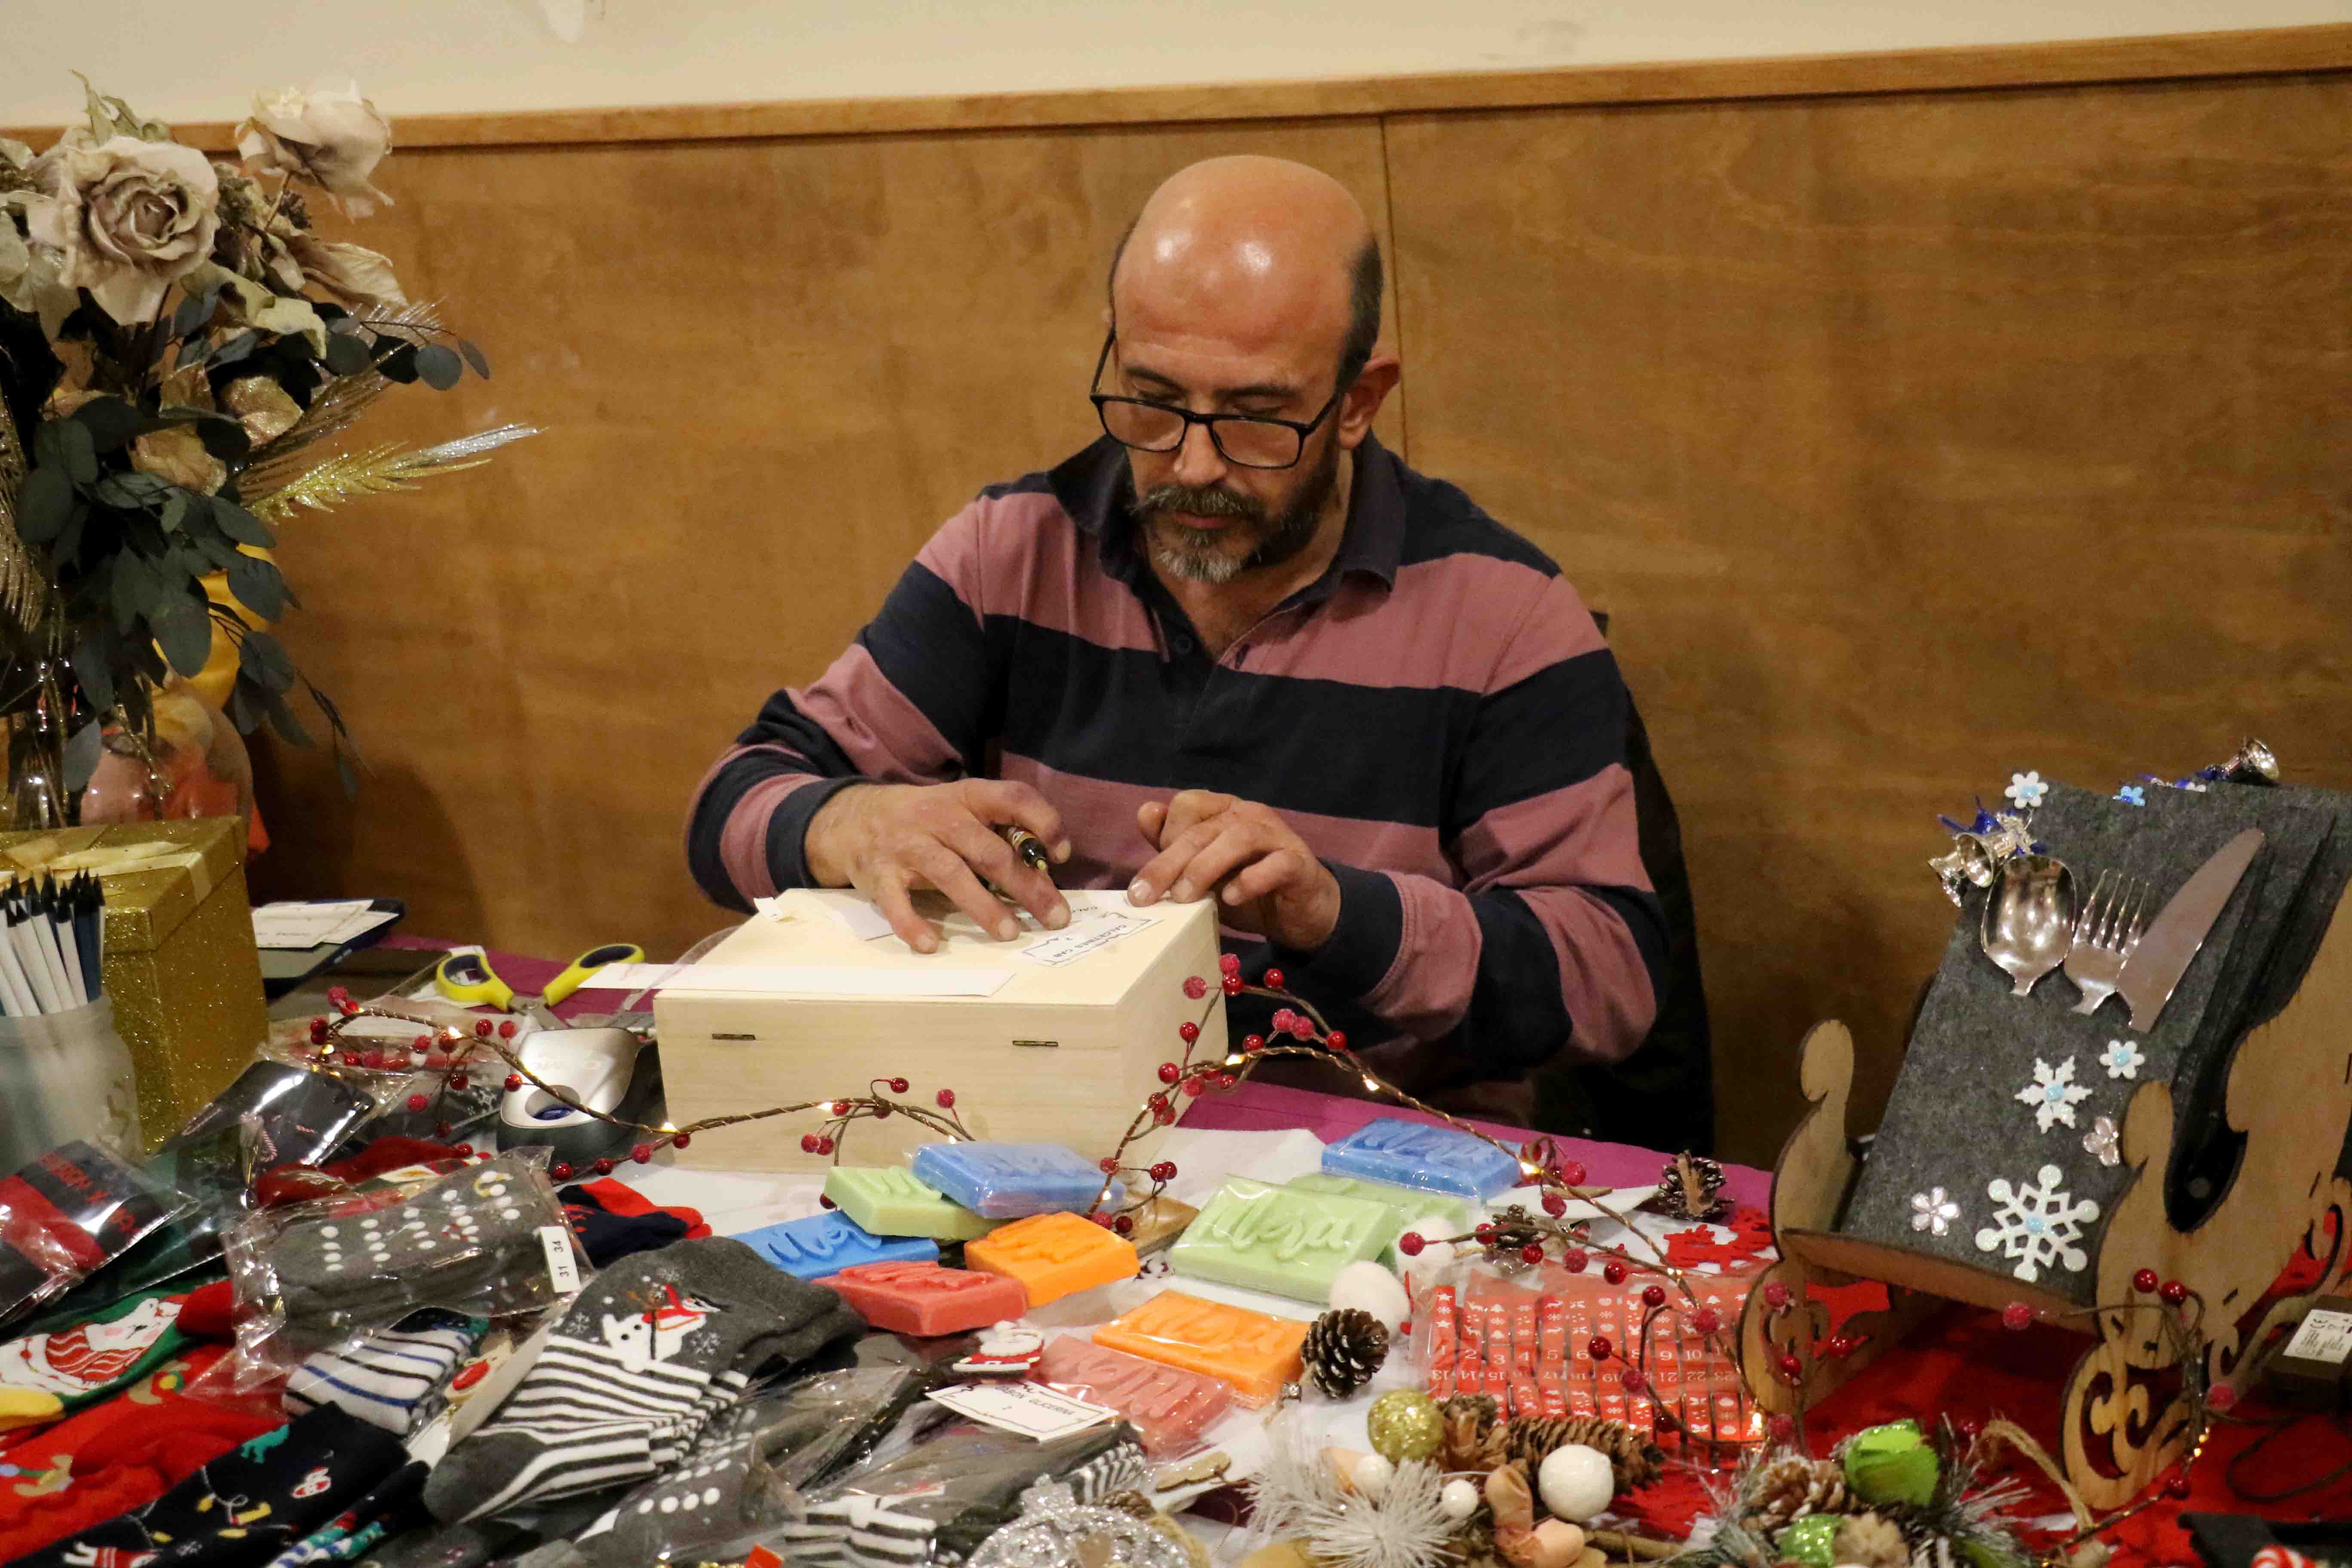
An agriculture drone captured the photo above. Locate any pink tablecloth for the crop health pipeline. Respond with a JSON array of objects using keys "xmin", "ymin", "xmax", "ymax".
[{"xmin": 386, "ymin": 936, "xmax": 1770, "ymax": 1205}]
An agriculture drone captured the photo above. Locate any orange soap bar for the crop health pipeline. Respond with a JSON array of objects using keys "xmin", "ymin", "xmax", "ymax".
[
  {"xmin": 1092, "ymin": 1290, "xmax": 1309, "ymax": 1407},
  {"xmin": 965, "ymin": 1212, "xmax": 1139, "ymax": 1307}
]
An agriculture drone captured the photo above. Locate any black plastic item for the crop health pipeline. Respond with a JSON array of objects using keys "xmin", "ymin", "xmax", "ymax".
[
  {"xmin": 2186, "ymin": 1510, "xmax": 2352, "ymax": 1568},
  {"xmin": 257, "ymin": 897, "xmax": 406, "ymax": 998}
]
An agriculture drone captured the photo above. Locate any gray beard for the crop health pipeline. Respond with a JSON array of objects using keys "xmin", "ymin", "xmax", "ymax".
[{"xmin": 1138, "ymin": 440, "xmax": 1342, "ymax": 585}]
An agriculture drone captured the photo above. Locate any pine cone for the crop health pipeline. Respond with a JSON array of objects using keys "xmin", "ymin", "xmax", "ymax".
[
  {"xmin": 1834, "ymin": 1513, "xmax": 1911, "ymax": 1568},
  {"xmin": 1442, "ymin": 1393, "xmax": 1507, "ymax": 1472},
  {"xmin": 1302, "ymin": 1308, "xmax": 1390, "ymax": 1399},
  {"xmin": 1742, "ymin": 1453, "xmax": 1850, "ymax": 1531},
  {"xmin": 1501, "ymin": 1414, "xmax": 1666, "ymax": 1491}
]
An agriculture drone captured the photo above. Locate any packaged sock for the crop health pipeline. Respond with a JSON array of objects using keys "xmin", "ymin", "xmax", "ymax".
[
  {"xmin": 0, "ymin": 1286, "xmax": 189, "ymax": 1431},
  {"xmin": 285, "ymin": 1310, "xmax": 489, "ymax": 1434},
  {"xmin": 254, "ymin": 1458, "xmax": 429, "ymax": 1567},
  {"xmin": 12, "ymin": 1405, "xmax": 406, "ymax": 1568},
  {"xmin": 420, "ymin": 1237, "xmax": 863, "ymax": 1522},
  {"xmin": 557, "ymin": 1180, "xmax": 708, "ymax": 1267},
  {"xmin": 0, "ymin": 1342, "xmax": 283, "ymax": 1562}
]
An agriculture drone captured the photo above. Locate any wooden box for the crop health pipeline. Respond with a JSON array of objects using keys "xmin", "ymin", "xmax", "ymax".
[{"xmin": 659, "ymin": 891, "xmax": 1227, "ymax": 1173}]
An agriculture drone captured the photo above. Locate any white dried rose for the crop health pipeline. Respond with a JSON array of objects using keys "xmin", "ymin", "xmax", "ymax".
[
  {"xmin": 236, "ymin": 80, "xmax": 393, "ymax": 217},
  {"xmin": 23, "ymin": 134, "xmax": 220, "ymax": 325}
]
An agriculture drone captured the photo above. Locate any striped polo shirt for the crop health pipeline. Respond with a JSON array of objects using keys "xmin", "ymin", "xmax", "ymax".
[{"xmin": 687, "ymin": 434, "xmax": 1669, "ymax": 1107}]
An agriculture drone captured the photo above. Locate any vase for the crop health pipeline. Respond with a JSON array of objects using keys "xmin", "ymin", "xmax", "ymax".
[
  {"xmin": 80, "ymin": 680, "xmax": 264, "ymax": 852},
  {"xmin": 0, "ymin": 662, "xmax": 74, "ymax": 832}
]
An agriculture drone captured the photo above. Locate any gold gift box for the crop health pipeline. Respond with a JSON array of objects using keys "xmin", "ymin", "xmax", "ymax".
[{"xmin": 0, "ymin": 818, "xmax": 266, "ymax": 1151}]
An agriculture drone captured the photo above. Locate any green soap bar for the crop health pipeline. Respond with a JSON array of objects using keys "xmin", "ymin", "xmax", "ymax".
[
  {"xmin": 1285, "ymin": 1173, "xmax": 1467, "ymax": 1262},
  {"xmin": 823, "ymin": 1167, "xmax": 999, "ymax": 1241},
  {"xmin": 1170, "ymin": 1176, "xmax": 1396, "ymax": 1303}
]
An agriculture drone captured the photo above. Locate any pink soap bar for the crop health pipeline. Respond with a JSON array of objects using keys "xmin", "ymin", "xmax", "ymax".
[
  {"xmin": 824, "ymin": 1261, "xmax": 1029, "ymax": 1336},
  {"xmin": 1032, "ymin": 1335, "xmax": 1234, "ymax": 1456}
]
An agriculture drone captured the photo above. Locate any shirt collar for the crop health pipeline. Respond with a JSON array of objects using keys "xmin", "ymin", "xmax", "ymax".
[{"xmin": 1047, "ymin": 433, "xmax": 1406, "ymax": 597}]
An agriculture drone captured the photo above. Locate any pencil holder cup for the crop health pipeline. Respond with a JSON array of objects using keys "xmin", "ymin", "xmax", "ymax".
[{"xmin": 0, "ymin": 996, "xmax": 139, "ymax": 1171}]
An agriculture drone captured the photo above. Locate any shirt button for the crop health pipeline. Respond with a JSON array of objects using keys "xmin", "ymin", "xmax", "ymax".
[{"xmin": 1170, "ymin": 634, "xmax": 1195, "ymax": 655}]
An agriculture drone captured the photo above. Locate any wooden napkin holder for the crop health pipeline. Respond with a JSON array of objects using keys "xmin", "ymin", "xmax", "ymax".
[
  {"xmin": 1745, "ymin": 900, "xmax": 2352, "ymax": 1507},
  {"xmin": 659, "ymin": 891, "xmax": 1226, "ymax": 1173}
]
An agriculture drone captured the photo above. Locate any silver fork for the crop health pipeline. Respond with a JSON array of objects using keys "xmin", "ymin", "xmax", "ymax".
[{"xmin": 2064, "ymin": 869, "xmax": 2149, "ymax": 1015}]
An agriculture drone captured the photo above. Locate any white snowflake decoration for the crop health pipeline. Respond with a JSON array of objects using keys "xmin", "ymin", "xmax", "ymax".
[
  {"xmin": 2100, "ymin": 1039, "xmax": 2144, "ymax": 1080},
  {"xmin": 1910, "ymin": 1187, "xmax": 1960, "ymax": 1237},
  {"xmin": 2084, "ymin": 1116, "xmax": 2121, "ymax": 1167},
  {"xmin": 1975, "ymin": 1164, "xmax": 2099, "ymax": 1282},
  {"xmin": 2006, "ymin": 770, "xmax": 2049, "ymax": 809},
  {"xmin": 2015, "ymin": 1055, "xmax": 2093, "ymax": 1132}
]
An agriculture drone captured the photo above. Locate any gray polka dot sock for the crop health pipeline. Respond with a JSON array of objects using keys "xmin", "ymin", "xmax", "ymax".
[{"xmin": 275, "ymin": 1156, "xmax": 559, "ymax": 1334}]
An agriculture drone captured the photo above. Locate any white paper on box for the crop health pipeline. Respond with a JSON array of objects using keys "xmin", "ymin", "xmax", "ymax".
[
  {"xmin": 251, "ymin": 900, "xmax": 395, "ymax": 949},
  {"xmin": 2285, "ymin": 1307, "xmax": 2352, "ymax": 1365}
]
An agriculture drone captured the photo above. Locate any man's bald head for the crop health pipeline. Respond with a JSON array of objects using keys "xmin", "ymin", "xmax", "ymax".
[{"xmin": 1109, "ymin": 156, "xmax": 1384, "ymax": 388}]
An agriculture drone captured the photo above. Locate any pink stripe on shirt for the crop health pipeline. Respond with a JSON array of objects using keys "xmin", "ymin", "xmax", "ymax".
[
  {"xmin": 1455, "ymin": 766, "xmax": 1653, "ymax": 895},
  {"xmin": 793, "ymin": 643, "xmax": 962, "ymax": 783},
  {"xmin": 1235, "ymin": 557, "xmax": 1606, "ymax": 691}
]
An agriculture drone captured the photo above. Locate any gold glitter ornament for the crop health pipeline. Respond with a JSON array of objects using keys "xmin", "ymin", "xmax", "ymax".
[{"xmin": 1366, "ymin": 1388, "xmax": 1444, "ymax": 1464}]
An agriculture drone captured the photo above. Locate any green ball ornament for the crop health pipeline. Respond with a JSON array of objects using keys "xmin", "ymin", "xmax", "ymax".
[
  {"xmin": 1774, "ymin": 1513, "xmax": 1841, "ymax": 1568},
  {"xmin": 1365, "ymin": 1389, "xmax": 1443, "ymax": 1464},
  {"xmin": 1841, "ymin": 1419, "xmax": 1939, "ymax": 1508}
]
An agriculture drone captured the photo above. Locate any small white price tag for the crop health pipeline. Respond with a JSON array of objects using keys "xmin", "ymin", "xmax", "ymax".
[
  {"xmin": 538, "ymin": 1224, "xmax": 583, "ymax": 1296},
  {"xmin": 2285, "ymin": 1307, "xmax": 2352, "ymax": 1366},
  {"xmin": 925, "ymin": 1380, "xmax": 1118, "ymax": 1441}
]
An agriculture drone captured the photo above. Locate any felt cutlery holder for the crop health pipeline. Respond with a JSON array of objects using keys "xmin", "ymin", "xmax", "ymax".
[{"xmin": 1838, "ymin": 780, "xmax": 2341, "ymax": 1308}]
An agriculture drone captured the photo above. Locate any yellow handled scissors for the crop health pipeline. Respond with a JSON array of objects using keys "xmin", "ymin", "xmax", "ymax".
[{"xmin": 435, "ymin": 942, "xmax": 644, "ymax": 1028}]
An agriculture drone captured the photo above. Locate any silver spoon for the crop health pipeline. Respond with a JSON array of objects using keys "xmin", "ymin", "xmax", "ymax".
[{"xmin": 1981, "ymin": 854, "xmax": 2078, "ymax": 997}]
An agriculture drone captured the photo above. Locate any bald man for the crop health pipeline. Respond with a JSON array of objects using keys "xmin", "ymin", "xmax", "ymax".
[{"xmin": 688, "ymin": 156, "xmax": 1710, "ymax": 1143}]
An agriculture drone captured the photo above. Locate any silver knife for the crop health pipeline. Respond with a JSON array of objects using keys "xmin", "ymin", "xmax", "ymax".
[{"xmin": 2113, "ymin": 827, "xmax": 2264, "ymax": 1032}]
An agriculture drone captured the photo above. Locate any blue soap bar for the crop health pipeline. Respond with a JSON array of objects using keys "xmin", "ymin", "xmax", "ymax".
[
  {"xmin": 1320, "ymin": 1117, "xmax": 1524, "ymax": 1200},
  {"xmin": 732, "ymin": 1212, "xmax": 938, "ymax": 1280},
  {"xmin": 909, "ymin": 1142, "xmax": 1126, "ymax": 1219}
]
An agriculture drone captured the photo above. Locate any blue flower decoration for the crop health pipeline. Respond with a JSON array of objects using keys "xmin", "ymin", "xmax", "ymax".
[{"xmin": 2115, "ymin": 785, "xmax": 2145, "ymax": 805}]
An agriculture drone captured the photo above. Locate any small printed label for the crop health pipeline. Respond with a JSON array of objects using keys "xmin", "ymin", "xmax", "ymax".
[
  {"xmin": 925, "ymin": 1379, "xmax": 1118, "ymax": 1441},
  {"xmin": 539, "ymin": 1225, "xmax": 583, "ymax": 1295},
  {"xmin": 2284, "ymin": 1307, "xmax": 2352, "ymax": 1366},
  {"xmin": 1018, "ymin": 907, "xmax": 1148, "ymax": 967}
]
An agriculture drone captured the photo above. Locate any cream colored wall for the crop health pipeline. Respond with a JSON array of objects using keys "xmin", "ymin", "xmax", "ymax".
[{"xmin": 8, "ymin": 0, "xmax": 2350, "ymax": 124}]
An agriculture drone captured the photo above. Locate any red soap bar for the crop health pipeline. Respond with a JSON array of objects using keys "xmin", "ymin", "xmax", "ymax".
[
  {"xmin": 823, "ymin": 1261, "xmax": 1028, "ymax": 1336},
  {"xmin": 1033, "ymin": 1335, "xmax": 1234, "ymax": 1457}
]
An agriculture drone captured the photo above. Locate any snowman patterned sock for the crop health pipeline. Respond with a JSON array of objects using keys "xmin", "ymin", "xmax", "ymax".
[
  {"xmin": 420, "ymin": 1238, "xmax": 862, "ymax": 1522},
  {"xmin": 275, "ymin": 1158, "xmax": 555, "ymax": 1333},
  {"xmin": 285, "ymin": 1310, "xmax": 489, "ymax": 1434}
]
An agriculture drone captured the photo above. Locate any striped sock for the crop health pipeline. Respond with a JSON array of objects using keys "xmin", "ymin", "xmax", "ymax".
[
  {"xmin": 418, "ymin": 1238, "xmax": 862, "ymax": 1522},
  {"xmin": 284, "ymin": 1311, "xmax": 487, "ymax": 1434}
]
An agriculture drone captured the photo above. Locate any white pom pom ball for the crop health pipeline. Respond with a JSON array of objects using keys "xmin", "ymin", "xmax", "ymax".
[
  {"xmin": 1396, "ymin": 1214, "xmax": 1461, "ymax": 1288},
  {"xmin": 1536, "ymin": 1442, "xmax": 1615, "ymax": 1523},
  {"xmin": 1351, "ymin": 1452, "xmax": 1395, "ymax": 1499},
  {"xmin": 1440, "ymin": 1477, "xmax": 1481, "ymax": 1519},
  {"xmin": 1329, "ymin": 1260, "xmax": 1411, "ymax": 1329}
]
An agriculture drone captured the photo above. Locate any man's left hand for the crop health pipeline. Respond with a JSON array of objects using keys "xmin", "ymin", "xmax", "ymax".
[{"xmin": 1128, "ymin": 790, "xmax": 1341, "ymax": 952}]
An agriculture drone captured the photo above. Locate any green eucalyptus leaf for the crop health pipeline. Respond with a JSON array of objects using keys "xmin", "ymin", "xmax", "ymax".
[
  {"xmin": 52, "ymin": 503, "xmax": 85, "ymax": 565},
  {"xmin": 15, "ymin": 465, "xmax": 72, "ymax": 543},
  {"xmin": 93, "ymin": 472, "xmax": 168, "ymax": 508},
  {"xmin": 413, "ymin": 343, "xmax": 462, "ymax": 391},
  {"xmin": 190, "ymin": 415, "xmax": 250, "ymax": 463},
  {"xmin": 322, "ymin": 331, "xmax": 373, "ymax": 377},
  {"xmin": 227, "ymin": 678, "xmax": 261, "ymax": 735},
  {"xmin": 209, "ymin": 329, "xmax": 260, "ymax": 369},
  {"xmin": 376, "ymin": 343, "xmax": 419, "ymax": 385},
  {"xmin": 108, "ymin": 551, "xmax": 154, "ymax": 628},
  {"xmin": 334, "ymin": 748, "xmax": 359, "ymax": 797},
  {"xmin": 458, "ymin": 339, "xmax": 490, "ymax": 378},
  {"xmin": 237, "ymin": 628, "xmax": 296, "ymax": 693},
  {"xmin": 261, "ymin": 686, "xmax": 315, "ymax": 747},
  {"xmin": 69, "ymin": 397, "xmax": 143, "ymax": 452},
  {"xmin": 153, "ymin": 603, "xmax": 212, "ymax": 677},
  {"xmin": 209, "ymin": 496, "xmax": 276, "ymax": 548},
  {"xmin": 70, "ymin": 630, "xmax": 115, "ymax": 718},
  {"xmin": 159, "ymin": 491, "xmax": 192, "ymax": 534},
  {"xmin": 61, "ymin": 721, "xmax": 102, "ymax": 795},
  {"xmin": 52, "ymin": 418, "xmax": 98, "ymax": 481},
  {"xmin": 226, "ymin": 553, "xmax": 285, "ymax": 620}
]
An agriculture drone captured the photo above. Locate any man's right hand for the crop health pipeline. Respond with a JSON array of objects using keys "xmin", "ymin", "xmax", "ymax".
[{"xmin": 803, "ymin": 780, "xmax": 1072, "ymax": 953}]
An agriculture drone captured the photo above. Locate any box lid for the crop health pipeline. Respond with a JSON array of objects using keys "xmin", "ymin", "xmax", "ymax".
[
  {"xmin": 667, "ymin": 888, "xmax": 1207, "ymax": 1006},
  {"xmin": 0, "ymin": 818, "xmax": 246, "ymax": 952}
]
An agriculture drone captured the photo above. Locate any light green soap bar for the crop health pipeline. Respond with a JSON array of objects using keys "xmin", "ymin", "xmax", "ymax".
[
  {"xmin": 1285, "ymin": 1173, "xmax": 1467, "ymax": 1265},
  {"xmin": 823, "ymin": 1167, "xmax": 999, "ymax": 1241},
  {"xmin": 1170, "ymin": 1176, "xmax": 1395, "ymax": 1303}
]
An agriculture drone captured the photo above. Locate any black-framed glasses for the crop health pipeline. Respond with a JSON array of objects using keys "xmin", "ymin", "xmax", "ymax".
[{"xmin": 1087, "ymin": 331, "xmax": 1344, "ymax": 470}]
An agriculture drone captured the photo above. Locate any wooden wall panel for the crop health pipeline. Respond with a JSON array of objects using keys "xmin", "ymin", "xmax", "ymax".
[
  {"xmin": 246, "ymin": 123, "xmax": 1401, "ymax": 967},
  {"xmin": 1385, "ymin": 75, "xmax": 2352, "ymax": 1163}
]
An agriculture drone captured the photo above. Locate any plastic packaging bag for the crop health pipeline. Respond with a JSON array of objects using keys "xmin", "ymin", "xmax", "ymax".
[
  {"xmin": 226, "ymin": 1148, "xmax": 582, "ymax": 1378},
  {"xmin": 0, "ymin": 1138, "xmax": 196, "ymax": 1330},
  {"xmin": 1029, "ymin": 1334, "xmax": 1230, "ymax": 1458},
  {"xmin": 779, "ymin": 1419, "xmax": 1148, "ymax": 1566}
]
